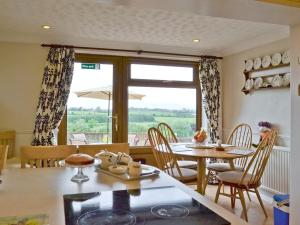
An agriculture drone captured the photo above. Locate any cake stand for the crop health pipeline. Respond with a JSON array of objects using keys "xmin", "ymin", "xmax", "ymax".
[{"xmin": 60, "ymin": 160, "xmax": 100, "ymax": 183}]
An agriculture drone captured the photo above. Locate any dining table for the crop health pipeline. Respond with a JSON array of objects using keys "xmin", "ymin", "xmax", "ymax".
[
  {"xmin": 170, "ymin": 143, "xmax": 253, "ymax": 195},
  {"xmin": 0, "ymin": 166, "xmax": 248, "ymax": 225}
]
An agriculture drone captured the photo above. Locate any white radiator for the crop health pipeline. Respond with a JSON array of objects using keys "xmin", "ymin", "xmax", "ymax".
[{"xmin": 261, "ymin": 146, "xmax": 290, "ymax": 194}]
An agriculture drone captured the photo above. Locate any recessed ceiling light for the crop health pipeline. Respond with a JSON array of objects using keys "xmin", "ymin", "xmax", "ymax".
[
  {"xmin": 42, "ymin": 25, "xmax": 51, "ymax": 30},
  {"xmin": 193, "ymin": 39, "xmax": 200, "ymax": 43}
]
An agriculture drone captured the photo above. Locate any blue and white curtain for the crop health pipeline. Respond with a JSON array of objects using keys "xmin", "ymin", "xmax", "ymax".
[
  {"xmin": 32, "ymin": 47, "xmax": 75, "ymax": 146},
  {"xmin": 199, "ymin": 58, "xmax": 221, "ymax": 143}
]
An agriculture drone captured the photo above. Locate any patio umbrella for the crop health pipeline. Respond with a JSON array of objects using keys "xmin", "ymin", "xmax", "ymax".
[{"xmin": 74, "ymin": 86, "xmax": 145, "ymax": 141}]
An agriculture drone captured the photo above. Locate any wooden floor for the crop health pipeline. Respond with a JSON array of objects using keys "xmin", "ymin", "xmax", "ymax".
[{"xmin": 189, "ymin": 184, "xmax": 274, "ymax": 225}]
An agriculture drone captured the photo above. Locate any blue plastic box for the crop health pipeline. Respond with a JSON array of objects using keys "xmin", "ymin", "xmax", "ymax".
[{"xmin": 273, "ymin": 194, "xmax": 289, "ymax": 225}]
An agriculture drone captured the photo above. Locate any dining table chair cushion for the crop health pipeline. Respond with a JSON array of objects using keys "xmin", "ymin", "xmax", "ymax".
[
  {"xmin": 177, "ymin": 160, "xmax": 197, "ymax": 169},
  {"xmin": 171, "ymin": 167, "xmax": 197, "ymax": 182},
  {"xmin": 217, "ymin": 171, "xmax": 260, "ymax": 187},
  {"xmin": 207, "ymin": 163, "xmax": 243, "ymax": 172}
]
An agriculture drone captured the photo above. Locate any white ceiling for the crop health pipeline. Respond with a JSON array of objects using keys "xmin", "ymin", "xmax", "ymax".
[{"xmin": 0, "ymin": 0, "xmax": 298, "ymax": 56}]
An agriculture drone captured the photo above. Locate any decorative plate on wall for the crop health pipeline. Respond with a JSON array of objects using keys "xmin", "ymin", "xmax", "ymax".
[
  {"xmin": 253, "ymin": 57, "xmax": 262, "ymax": 70},
  {"xmin": 271, "ymin": 74, "xmax": 283, "ymax": 87},
  {"xmin": 282, "ymin": 73, "xmax": 290, "ymax": 87},
  {"xmin": 282, "ymin": 50, "xmax": 290, "ymax": 64},
  {"xmin": 254, "ymin": 77, "xmax": 263, "ymax": 89},
  {"xmin": 245, "ymin": 79, "xmax": 254, "ymax": 90},
  {"xmin": 262, "ymin": 55, "xmax": 271, "ymax": 68},
  {"xmin": 245, "ymin": 59, "xmax": 254, "ymax": 71},
  {"xmin": 271, "ymin": 53, "xmax": 282, "ymax": 66}
]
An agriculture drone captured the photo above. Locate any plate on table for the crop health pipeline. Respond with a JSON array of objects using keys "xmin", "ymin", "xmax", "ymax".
[
  {"xmin": 244, "ymin": 79, "xmax": 254, "ymax": 91},
  {"xmin": 282, "ymin": 50, "xmax": 290, "ymax": 64},
  {"xmin": 262, "ymin": 55, "xmax": 271, "ymax": 68},
  {"xmin": 254, "ymin": 77, "xmax": 263, "ymax": 89},
  {"xmin": 271, "ymin": 74, "xmax": 283, "ymax": 87},
  {"xmin": 253, "ymin": 57, "xmax": 262, "ymax": 70},
  {"xmin": 282, "ymin": 73, "xmax": 290, "ymax": 87},
  {"xmin": 245, "ymin": 59, "xmax": 254, "ymax": 71},
  {"xmin": 271, "ymin": 53, "xmax": 282, "ymax": 66}
]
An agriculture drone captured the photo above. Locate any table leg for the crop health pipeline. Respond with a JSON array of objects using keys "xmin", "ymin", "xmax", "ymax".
[{"xmin": 197, "ymin": 158, "xmax": 206, "ymax": 195}]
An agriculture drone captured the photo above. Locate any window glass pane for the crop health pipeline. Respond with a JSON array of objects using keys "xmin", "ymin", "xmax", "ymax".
[
  {"xmin": 66, "ymin": 63, "xmax": 113, "ymax": 144},
  {"xmin": 131, "ymin": 64, "xmax": 193, "ymax": 81},
  {"xmin": 128, "ymin": 87, "xmax": 196, "ymax": 146}
]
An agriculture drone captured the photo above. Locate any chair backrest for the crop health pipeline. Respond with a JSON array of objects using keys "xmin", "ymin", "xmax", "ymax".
[
  {"xmin": 157, "ymin": 122, "xmax": 178, "ymax": 143},
  {"xmin": 0, "ymin": 130, "xmax": 16, "ymax": 158},
  {"xmin": 78, "ymin": 143, "xmax": 130, "ymax": 156},
  {"xmin": 240, "ymin": 130, "xmax": 277, "ymax": 187},
  {"xmin": 227, "ymin": 123, "xmax": 252, "ymax": 168},
  {"xmin": 148, "ymin": 127, "xmax": 182, "ymax": 177},
  {"xmin": 20, "ymin": 145, "xmax": 77, "ymax": 168},
  {"xmin": 0, "ymin": 145, "xmax": 8, "ymax": 174},
  {"xmin": 227, "ymin": 123, "xmax": 252, "ymax": 148}
]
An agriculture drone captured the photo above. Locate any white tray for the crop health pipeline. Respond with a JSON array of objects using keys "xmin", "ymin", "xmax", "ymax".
[{"xmin": 95, "ymin": 165, "xmax": 160, "ymax": 181}]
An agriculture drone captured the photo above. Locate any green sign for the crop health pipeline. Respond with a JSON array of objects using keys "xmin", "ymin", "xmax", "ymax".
[{"xmin": 81, "ymin": 63, "xmax": 100, "ymax": 70}]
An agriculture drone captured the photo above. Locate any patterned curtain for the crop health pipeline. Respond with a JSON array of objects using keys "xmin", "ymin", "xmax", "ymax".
[
  {"xmin": 199, "ymin": 58, "xmax": 220, "ymax": 143},
  {"xmin": 32, "ymin": 47, "xmax": 75, "ymax": 146}
]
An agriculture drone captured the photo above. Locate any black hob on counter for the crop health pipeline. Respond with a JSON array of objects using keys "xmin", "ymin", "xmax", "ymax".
[{"xmin": 63, "ymin": 186, "xmax": 230, "ymax": 225}]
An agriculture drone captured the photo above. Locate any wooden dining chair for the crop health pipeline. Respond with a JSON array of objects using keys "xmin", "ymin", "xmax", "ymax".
[
  {"xmin": 0, "ymin": 145, "xmax": 8, "ymax": 174},
  {"xmin": 214, "ymin": 130, "xmax": 277, "ymax": 221},
  {"xmin": 77, "ymin": 143, "xmax": 129, "ymax": 156},
  {"xmin": 148, "ymin": 127, "xmax": 197, "ymax": 183},
  {"xmin": 157, "ymin": 122, "xmax": 197, "ymax": 169},
  {"xmin": 20, "ymin": 145, "xmax": 77, "ymax": 168},
  {"xmin": 205, "ymin": 123, "xmax": 252, "ymax": 191}
]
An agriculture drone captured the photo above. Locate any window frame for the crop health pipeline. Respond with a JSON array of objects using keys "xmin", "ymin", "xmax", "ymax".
[{"xmin": 59, "ymin": 54, "xmax": 201, "ymax": 146}]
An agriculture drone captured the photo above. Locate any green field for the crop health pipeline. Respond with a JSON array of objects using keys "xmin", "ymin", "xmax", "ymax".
[{"xmin": 67, "ymin": 107, "xmax": 196, "ymax": 138}]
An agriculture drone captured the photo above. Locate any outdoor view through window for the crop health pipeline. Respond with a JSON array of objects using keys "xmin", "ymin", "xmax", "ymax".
[{"xmin": 67, "ymin": 62, "xmax": 198, "ymax": 146}]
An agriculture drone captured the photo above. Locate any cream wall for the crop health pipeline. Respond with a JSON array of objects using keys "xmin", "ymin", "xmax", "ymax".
[
  {"xmin": 290, "ymin": 24, "xmax": 300, "ymax": 225},
  {"xmin": 222, "ymin": 39, "xmax": 290, "ymax": 146},
  {"xmin": 0, "ymin": 42, "xmax": 47, "ymax": 155}
]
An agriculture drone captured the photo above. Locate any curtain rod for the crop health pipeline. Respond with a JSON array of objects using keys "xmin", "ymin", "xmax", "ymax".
[{"xmin": 41, "ymin": 44, "xmax": 223, "ymax": 60}]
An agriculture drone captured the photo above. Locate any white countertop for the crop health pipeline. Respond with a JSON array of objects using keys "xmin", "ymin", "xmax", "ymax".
[{"xmin": 0, "ymin": 167, "xmax": 248, "ymax": 225}]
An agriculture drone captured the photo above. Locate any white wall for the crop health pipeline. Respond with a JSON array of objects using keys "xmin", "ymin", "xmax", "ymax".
[
  {"xmin": 290, "ymin": 24, "xmax": 300, "ymax": 225},
  {"xmin": 222, "ymin": 39, "xmax": 290, "ymax": 146},
  {"xmin": 0, "ymin": 42, "xmax": 47, "ymax": 155}
]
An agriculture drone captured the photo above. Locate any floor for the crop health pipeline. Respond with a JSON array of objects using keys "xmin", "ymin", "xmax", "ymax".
[{"xmin": 190, "ymin": 184, "xmax": 274, "ymax": 225}]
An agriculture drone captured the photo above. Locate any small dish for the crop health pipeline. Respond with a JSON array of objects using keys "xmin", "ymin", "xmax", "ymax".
[
  {"xmin": 271, "ymin": 74, "xmax": 283, "ymax": 87},
  {"xmin": 245, "ymin": 59, "xmax": 254, "ymax": 71},
  {"xmin": 282, "ymin": 50, "xmax": 290, "ymax": 64},
  {"xmin": 253, "ymin": 57, "xmax": 262, "ymax": 70},
  {"xmin": 108, "ymin": 165, "xmax": 128, "ymax": 174},
  {"xmin": 271, "ymin": 53, "xmax": 282, "ymax": 66},
  {"xmin": 254, "ymin": 77, "xmax": 263, "ymax": 89},
  {"xmin": 245, "ymin": 79, "xmax": 254, "ymax": 90},
  {"xmin": 262, "ymin": 55, "xmax": 271, "ymax": 68},
  {"xmin": 282, "ymin": 73, "xmax": 290, "ymax": 87}
]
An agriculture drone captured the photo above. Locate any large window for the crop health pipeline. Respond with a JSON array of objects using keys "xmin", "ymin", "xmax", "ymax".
[{"xmin": 60, "ymin": 55, "xmax": 201, "ymax": 147}]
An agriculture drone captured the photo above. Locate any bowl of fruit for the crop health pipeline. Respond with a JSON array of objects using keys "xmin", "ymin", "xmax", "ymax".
[{"xmin": 193, "ymin": 128, "xmax": 207, "ymax": 143}]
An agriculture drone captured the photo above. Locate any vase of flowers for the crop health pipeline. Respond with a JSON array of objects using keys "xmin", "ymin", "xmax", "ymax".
[{"xmin": 258, "ymin": 121, "xmax": 272, "ymax": 141}]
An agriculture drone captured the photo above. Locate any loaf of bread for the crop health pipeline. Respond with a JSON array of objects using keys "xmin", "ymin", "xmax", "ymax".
[{"xmin": 65, "ymin": 153, "xmax": 94, "ymax": 165}]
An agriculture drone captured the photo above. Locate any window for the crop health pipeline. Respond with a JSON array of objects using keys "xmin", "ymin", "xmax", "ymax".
[
  {"xmin": 59, "ymin": 55, "xmax": 201, "ymax": 147},
  {"xmin": 127, "ymin": 59, "xmax": 201, "ymax": 146}
]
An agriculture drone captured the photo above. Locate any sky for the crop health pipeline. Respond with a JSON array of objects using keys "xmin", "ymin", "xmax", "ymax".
[{"xmin": 67, "ymin": 63, "xmax": 197, "ymax": 111}]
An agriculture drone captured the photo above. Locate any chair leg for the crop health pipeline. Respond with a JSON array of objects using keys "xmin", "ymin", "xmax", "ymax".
[
  {"xmin": 237, "ymin": 188, "xmax": 248, "ymax": 222},
  {"xmin": 232, "ymin": 187, "xmax": 236, "ymax": 208},
  {"xmin": 215, "ymin": 182, "xmax": 222, "ymax": 203},
  {"xmin": 246, "ymin": 190, "xmax": 252, "ymax": 202},
  {"xmin": 254, "ymin": 188, "xmax": 268, "ymax": 218},
  {"xmin": 230, "ymin": 186, "xmax": 235, "ymax": 208}
]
